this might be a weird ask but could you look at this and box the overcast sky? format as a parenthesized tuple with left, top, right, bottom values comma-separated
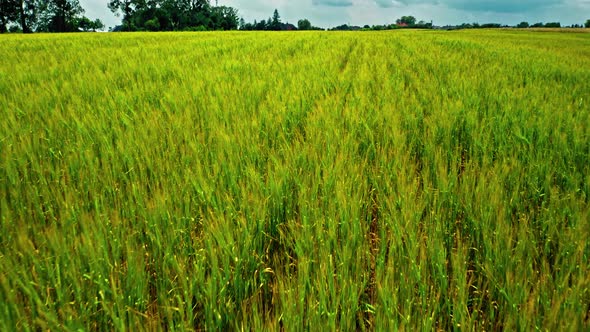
(80, 0, 590, 30)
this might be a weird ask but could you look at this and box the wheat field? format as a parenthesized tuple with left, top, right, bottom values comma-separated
(1, 30, 589, 330)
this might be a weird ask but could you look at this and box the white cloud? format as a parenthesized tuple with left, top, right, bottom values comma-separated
(312, 0, 354, 6)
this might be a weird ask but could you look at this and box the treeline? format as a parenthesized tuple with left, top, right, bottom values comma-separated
(107, 0, 239, 31)
(330, 16, 432, 31)
(441, 20, 590, 30)
(517, 21, 590, 28)
(288, 15, 433, 31)
(0, 0, 104, 33)
(238, 9, 322, 31)
(456, 22, 563, 29)
(0, 0, 239, 33)
(329, 16, 590, 31)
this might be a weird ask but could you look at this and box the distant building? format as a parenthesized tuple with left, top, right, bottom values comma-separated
(279, 23, 297, 31)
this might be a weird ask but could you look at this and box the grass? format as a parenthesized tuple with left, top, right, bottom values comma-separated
(1, 29, 589, 330)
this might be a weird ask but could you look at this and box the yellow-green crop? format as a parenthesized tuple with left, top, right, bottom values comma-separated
(1, 30, 589, 330)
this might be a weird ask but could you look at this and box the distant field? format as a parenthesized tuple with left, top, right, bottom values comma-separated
(1, 30, 589, 330)
(521, 28, 590, 33)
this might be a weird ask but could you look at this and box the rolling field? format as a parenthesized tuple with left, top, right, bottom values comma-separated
(1, 30, 589, 330)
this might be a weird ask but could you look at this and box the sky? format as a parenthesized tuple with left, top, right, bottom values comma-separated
(80, 0, 590, 30)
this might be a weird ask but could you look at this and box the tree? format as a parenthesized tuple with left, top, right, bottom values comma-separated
(0, 0, 20, 33)
(270, 8, 280, 30)
(396, 15, 416, 26)
(92, 18, 104, 31)
(77, 16, 104, 31)
(517, 21, 529, 28)
(37, 0, 84, 32)
(544, 22, 560, 28)
(255, 19, 265, 30)
(76, 15, 92, 30)
(144, 17, 159, 31)
(585, 19, 590, 28)
(297, 18, 311, 30)
(211, 5, 239, 30)
(18, 0, 37, 32)
(108, 0, 135, 30)
(106, 0, 239, 32)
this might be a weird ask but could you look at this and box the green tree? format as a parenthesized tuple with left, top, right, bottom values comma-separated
(144, 17, 159, 30)
(270, 8, 280, 30)
(297, 18, 311, 30)
(18, 0, 37, 32)
(92, 18, 104, 31)
(585, 19, 590, 28)
(108, 0, 136, 30)
(77, 16, 104, 31)
(0, 0, 20, 33)
(37, 0, 84, 32)
(254, 19, 265, 30)
(107, 0, 238, 31)
(396, 15, 416, 26)
(544, 22, 560, 28)
(76, 15, 92, 30)
(517, 21, 529, 28)
(211, 5, 239, 30)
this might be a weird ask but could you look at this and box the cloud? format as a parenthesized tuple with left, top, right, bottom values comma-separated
(312, 0, 354, 6)
(312, 0, 399, 8)
(445, 0, 562, 13)
(393, 0, 565, 12)
(373, 0, 396, 7)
